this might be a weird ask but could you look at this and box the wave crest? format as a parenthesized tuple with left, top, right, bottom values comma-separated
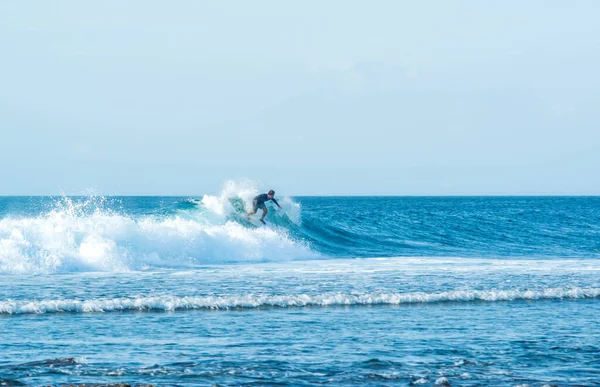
(2, 287, 598, 314)
(0, 187, 313, 274)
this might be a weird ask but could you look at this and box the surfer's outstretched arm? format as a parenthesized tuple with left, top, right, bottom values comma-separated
(272, 198, 281, 209)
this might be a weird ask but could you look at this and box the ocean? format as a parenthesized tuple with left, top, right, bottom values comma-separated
(1, 185, 599, 386)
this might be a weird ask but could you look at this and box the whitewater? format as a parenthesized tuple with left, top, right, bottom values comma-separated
(0, 183, 311, 274)
(1, 183, 599, 386)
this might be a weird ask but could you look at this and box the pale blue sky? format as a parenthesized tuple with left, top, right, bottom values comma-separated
(1, 1, 599, 195)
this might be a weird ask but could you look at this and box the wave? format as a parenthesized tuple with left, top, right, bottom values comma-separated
(2, 287, 598, 314)
(0, 183, 314, 274)
(2, 183, 599, 274)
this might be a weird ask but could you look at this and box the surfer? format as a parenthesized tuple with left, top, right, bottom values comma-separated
(248, 189, 281, 224)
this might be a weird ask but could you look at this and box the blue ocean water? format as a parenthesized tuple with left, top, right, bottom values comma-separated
(1, 186, 599, 386)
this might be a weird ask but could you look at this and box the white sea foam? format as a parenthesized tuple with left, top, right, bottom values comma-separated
(1, 287, 598, 314)
(0, 192, 312, 274)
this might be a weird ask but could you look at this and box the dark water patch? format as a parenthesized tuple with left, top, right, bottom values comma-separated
(0, 380, 25, 386)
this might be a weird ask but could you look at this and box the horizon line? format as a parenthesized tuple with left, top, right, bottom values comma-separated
(1, 194, 599, 198)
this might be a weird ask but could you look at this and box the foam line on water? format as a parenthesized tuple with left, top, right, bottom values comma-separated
(1, 287, 598, 314)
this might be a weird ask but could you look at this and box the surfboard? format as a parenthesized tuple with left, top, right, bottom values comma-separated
(246, 216, 270, 227)
(228, 210, 267, 227)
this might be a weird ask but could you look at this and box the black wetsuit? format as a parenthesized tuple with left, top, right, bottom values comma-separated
(253, 194, 279, 211)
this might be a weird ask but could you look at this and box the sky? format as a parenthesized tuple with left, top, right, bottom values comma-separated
(1, 1, 599, 195)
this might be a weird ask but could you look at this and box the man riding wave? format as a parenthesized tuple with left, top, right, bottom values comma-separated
(248, 189, 281, 224)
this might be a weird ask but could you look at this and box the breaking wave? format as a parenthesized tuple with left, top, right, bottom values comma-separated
(1, 287, 598, 314)
(0, 182, 314, 274)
